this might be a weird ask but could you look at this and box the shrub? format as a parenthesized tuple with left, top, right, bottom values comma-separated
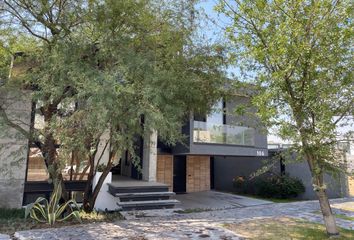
(0, 208, 25, 220)
(25, 182, 82, 225)
(233, 174, 305, 199)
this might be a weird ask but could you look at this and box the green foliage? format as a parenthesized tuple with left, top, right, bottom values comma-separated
(1, 0, 226, 211)
(1, 0, 225, 161)
(0, 207, 123, 235)
(96, 164, 107, 172)
(0, 208, 25, 220)
(255, 175, 305, 199)
(25, 183, 81, 225)
(233, 174, 305, 199)
(216, 0, 354, 175)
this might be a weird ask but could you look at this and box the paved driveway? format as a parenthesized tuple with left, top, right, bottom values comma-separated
(174, 190, 272, 210)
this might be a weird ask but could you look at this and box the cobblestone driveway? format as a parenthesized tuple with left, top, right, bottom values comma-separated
(13, 198, 354, 240)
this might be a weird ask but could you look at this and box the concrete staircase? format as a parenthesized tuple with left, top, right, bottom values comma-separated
(108, 183, 179, 211)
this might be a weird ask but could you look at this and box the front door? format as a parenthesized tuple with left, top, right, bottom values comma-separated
(173, 156, 186, 193)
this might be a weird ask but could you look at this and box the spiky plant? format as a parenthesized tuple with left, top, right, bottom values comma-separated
(25, 182, 81, 225)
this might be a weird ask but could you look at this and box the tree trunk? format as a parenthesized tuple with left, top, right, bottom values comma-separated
(314, 175, 339, 236)
(82, 164, 94, 212)
(302, 142, 339, 236)
(83, 163, 113, 213)
(83, 152, 96, 213)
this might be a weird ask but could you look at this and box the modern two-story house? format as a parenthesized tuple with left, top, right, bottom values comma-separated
(1, 87, 268, 210)
(0, 54, 268, 210)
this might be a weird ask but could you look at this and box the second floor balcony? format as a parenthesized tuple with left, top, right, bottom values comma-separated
(193, 121, 256, 146)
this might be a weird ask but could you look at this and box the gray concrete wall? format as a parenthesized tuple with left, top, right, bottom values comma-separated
(213, 155, 347, 200)
(285, 161, 347, 200)
(0, 90, 32, 208)
(213, 156, 273, 192)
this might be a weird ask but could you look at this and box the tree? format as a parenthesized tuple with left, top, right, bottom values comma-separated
(0, 0, 225, 212)
(216, 0, 353, 236)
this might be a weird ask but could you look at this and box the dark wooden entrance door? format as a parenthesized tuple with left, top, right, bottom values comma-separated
(173, 156, 186, 193)
(210, 157, 215, 189)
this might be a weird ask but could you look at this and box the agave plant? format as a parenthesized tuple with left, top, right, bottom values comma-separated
(25, 182, 82, 225)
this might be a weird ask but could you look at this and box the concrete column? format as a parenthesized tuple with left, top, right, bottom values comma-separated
(0, 90, 32, 208)
(142, 129, 158, 182)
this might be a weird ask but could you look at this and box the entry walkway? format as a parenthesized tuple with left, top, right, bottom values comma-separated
(174, 190, 271, 210)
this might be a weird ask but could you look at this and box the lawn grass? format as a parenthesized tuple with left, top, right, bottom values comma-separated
(224, 217, 354, 240)
(0, 208, 124, 236)
(313, 210, 354, 222)
(331, 202, 354, 212)
(266, 198, 299, 203)
(335, 214, 354, 221)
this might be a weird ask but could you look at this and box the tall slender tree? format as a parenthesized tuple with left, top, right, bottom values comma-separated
(216, 0, 353, 236)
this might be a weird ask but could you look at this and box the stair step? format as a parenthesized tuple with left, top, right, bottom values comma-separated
(115, 192, 176, 198)
(117, 199, 180, 208)
(108, 184, 169, 194)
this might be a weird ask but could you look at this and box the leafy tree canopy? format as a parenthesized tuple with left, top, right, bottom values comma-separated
(0, 0, 226, 211)
(215, 0, 353, 235)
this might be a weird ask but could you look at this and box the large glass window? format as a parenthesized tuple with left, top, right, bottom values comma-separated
(206, 100, 224, 125)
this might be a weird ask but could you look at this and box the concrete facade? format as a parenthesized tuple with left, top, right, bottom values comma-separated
(285, 161, 348, 199)
(0, 90, 32, 208)
(213, 156, 272, 192)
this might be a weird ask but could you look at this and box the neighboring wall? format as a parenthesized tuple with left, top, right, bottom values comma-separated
(285, 161, 347, 199)
(0, 90, 32, 208)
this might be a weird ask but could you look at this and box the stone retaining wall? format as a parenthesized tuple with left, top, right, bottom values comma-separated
(0, 90, 32, 208)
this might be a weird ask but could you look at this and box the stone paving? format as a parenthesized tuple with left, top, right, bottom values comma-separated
(0, 234, 10, 240)
(174, 191, 271, 210)
(12, 198, 354, 240)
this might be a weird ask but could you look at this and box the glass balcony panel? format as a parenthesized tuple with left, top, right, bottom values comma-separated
(193, 121, 255, 146)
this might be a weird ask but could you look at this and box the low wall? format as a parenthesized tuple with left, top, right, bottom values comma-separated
(213, 155, 348, 200)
